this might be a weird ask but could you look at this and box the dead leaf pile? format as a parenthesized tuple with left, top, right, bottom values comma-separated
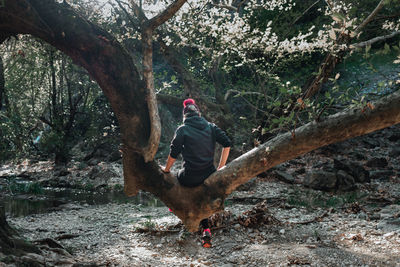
(209, 210, 233, 228)
(238, 201, 281, 227)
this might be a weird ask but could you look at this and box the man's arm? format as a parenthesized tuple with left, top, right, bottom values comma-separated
(162, 155, 176, 173)
(217, 147, 230, 170)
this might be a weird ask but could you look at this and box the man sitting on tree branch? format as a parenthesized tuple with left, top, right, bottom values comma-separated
(162, 98, 231, 248)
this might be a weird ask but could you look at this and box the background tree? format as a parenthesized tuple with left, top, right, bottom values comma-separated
(0, 36, 114, 163)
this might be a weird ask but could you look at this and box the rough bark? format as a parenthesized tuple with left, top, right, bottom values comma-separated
(1, 0, 400, 233)
(141, 0, 188, 162)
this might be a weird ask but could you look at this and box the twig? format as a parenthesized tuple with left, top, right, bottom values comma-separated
(291, 0, 321, 26)
(54, 234, 80, 241)
(288, 211, 329, 225)
(355, 0, 386, 35)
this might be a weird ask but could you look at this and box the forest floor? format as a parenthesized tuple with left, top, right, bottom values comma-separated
(1, 124, 400, 266)
(6, 177, 400, 267)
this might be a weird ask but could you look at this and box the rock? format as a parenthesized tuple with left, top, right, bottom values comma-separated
(88, 166, 101, 179)
(348, 150, 368, 160)
(389, 147, 400, 158)
(303, 171, 337, 191)
(333, 158, 349, 171)
(377, 218, 400, 232)
(366, 157, 388, 168)
(358, 212, 367, 220)
(369, 213, 381, 220)
(54, 168, 70, 177)
(379, 205, 400, 219)
(334, 159, 370, 183)
(87, 158, 100, 166)
(312, 161, 333, 169)
(21, 253, 45, 265)
(370, 170, 394, 181)
(362, 138, 381, 148)
(336, 170, 356, 191)
(107, 150, 121, 162)
(295, 168, 306, 175)
(274, 170, 296, 184)
(388, 132, 400, 142)
(376, 205, 400, 231)
(236, 178, 257, 191)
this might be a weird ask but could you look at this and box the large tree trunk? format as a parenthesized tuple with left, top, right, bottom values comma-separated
(1, 0, 400, 233)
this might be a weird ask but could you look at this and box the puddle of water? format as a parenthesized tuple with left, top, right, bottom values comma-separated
(1, 187, 165, 217)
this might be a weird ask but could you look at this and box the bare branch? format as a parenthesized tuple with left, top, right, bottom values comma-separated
(373, 12, 400, 22)
(292, 0, 321, 26)
(235, 0, 249, 10)
(141, 0, 188, 162)
(128, 0, 148, 23)
(115, 0, 141, 30)
(144, 0, 188, 30)
(354, 0, 386, 35)
(210, 3, 237, 12)
(351, 31, 400, 49)
(224, 89, 263, 101)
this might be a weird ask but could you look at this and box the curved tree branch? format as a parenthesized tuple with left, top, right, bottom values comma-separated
(130, 0, 188, 162)
(143, 0, 187, 30)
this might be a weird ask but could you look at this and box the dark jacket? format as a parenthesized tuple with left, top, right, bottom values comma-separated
(170, 115, 231, 171)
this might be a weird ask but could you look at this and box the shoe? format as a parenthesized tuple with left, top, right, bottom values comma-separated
(202, 229, 212, 248)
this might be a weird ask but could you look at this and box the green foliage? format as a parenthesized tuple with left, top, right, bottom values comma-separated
(136, 216, 157, 231)
(84, 182, 95, 191)
(78, 162, 88, 170)
(7, 177, 43, 195)
(113, 184, 124, 192)
(0, 34, 117, 163)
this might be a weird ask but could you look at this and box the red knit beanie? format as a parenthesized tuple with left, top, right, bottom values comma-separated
(182, 98, 200, 116)
(183, 98, 196, 107)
